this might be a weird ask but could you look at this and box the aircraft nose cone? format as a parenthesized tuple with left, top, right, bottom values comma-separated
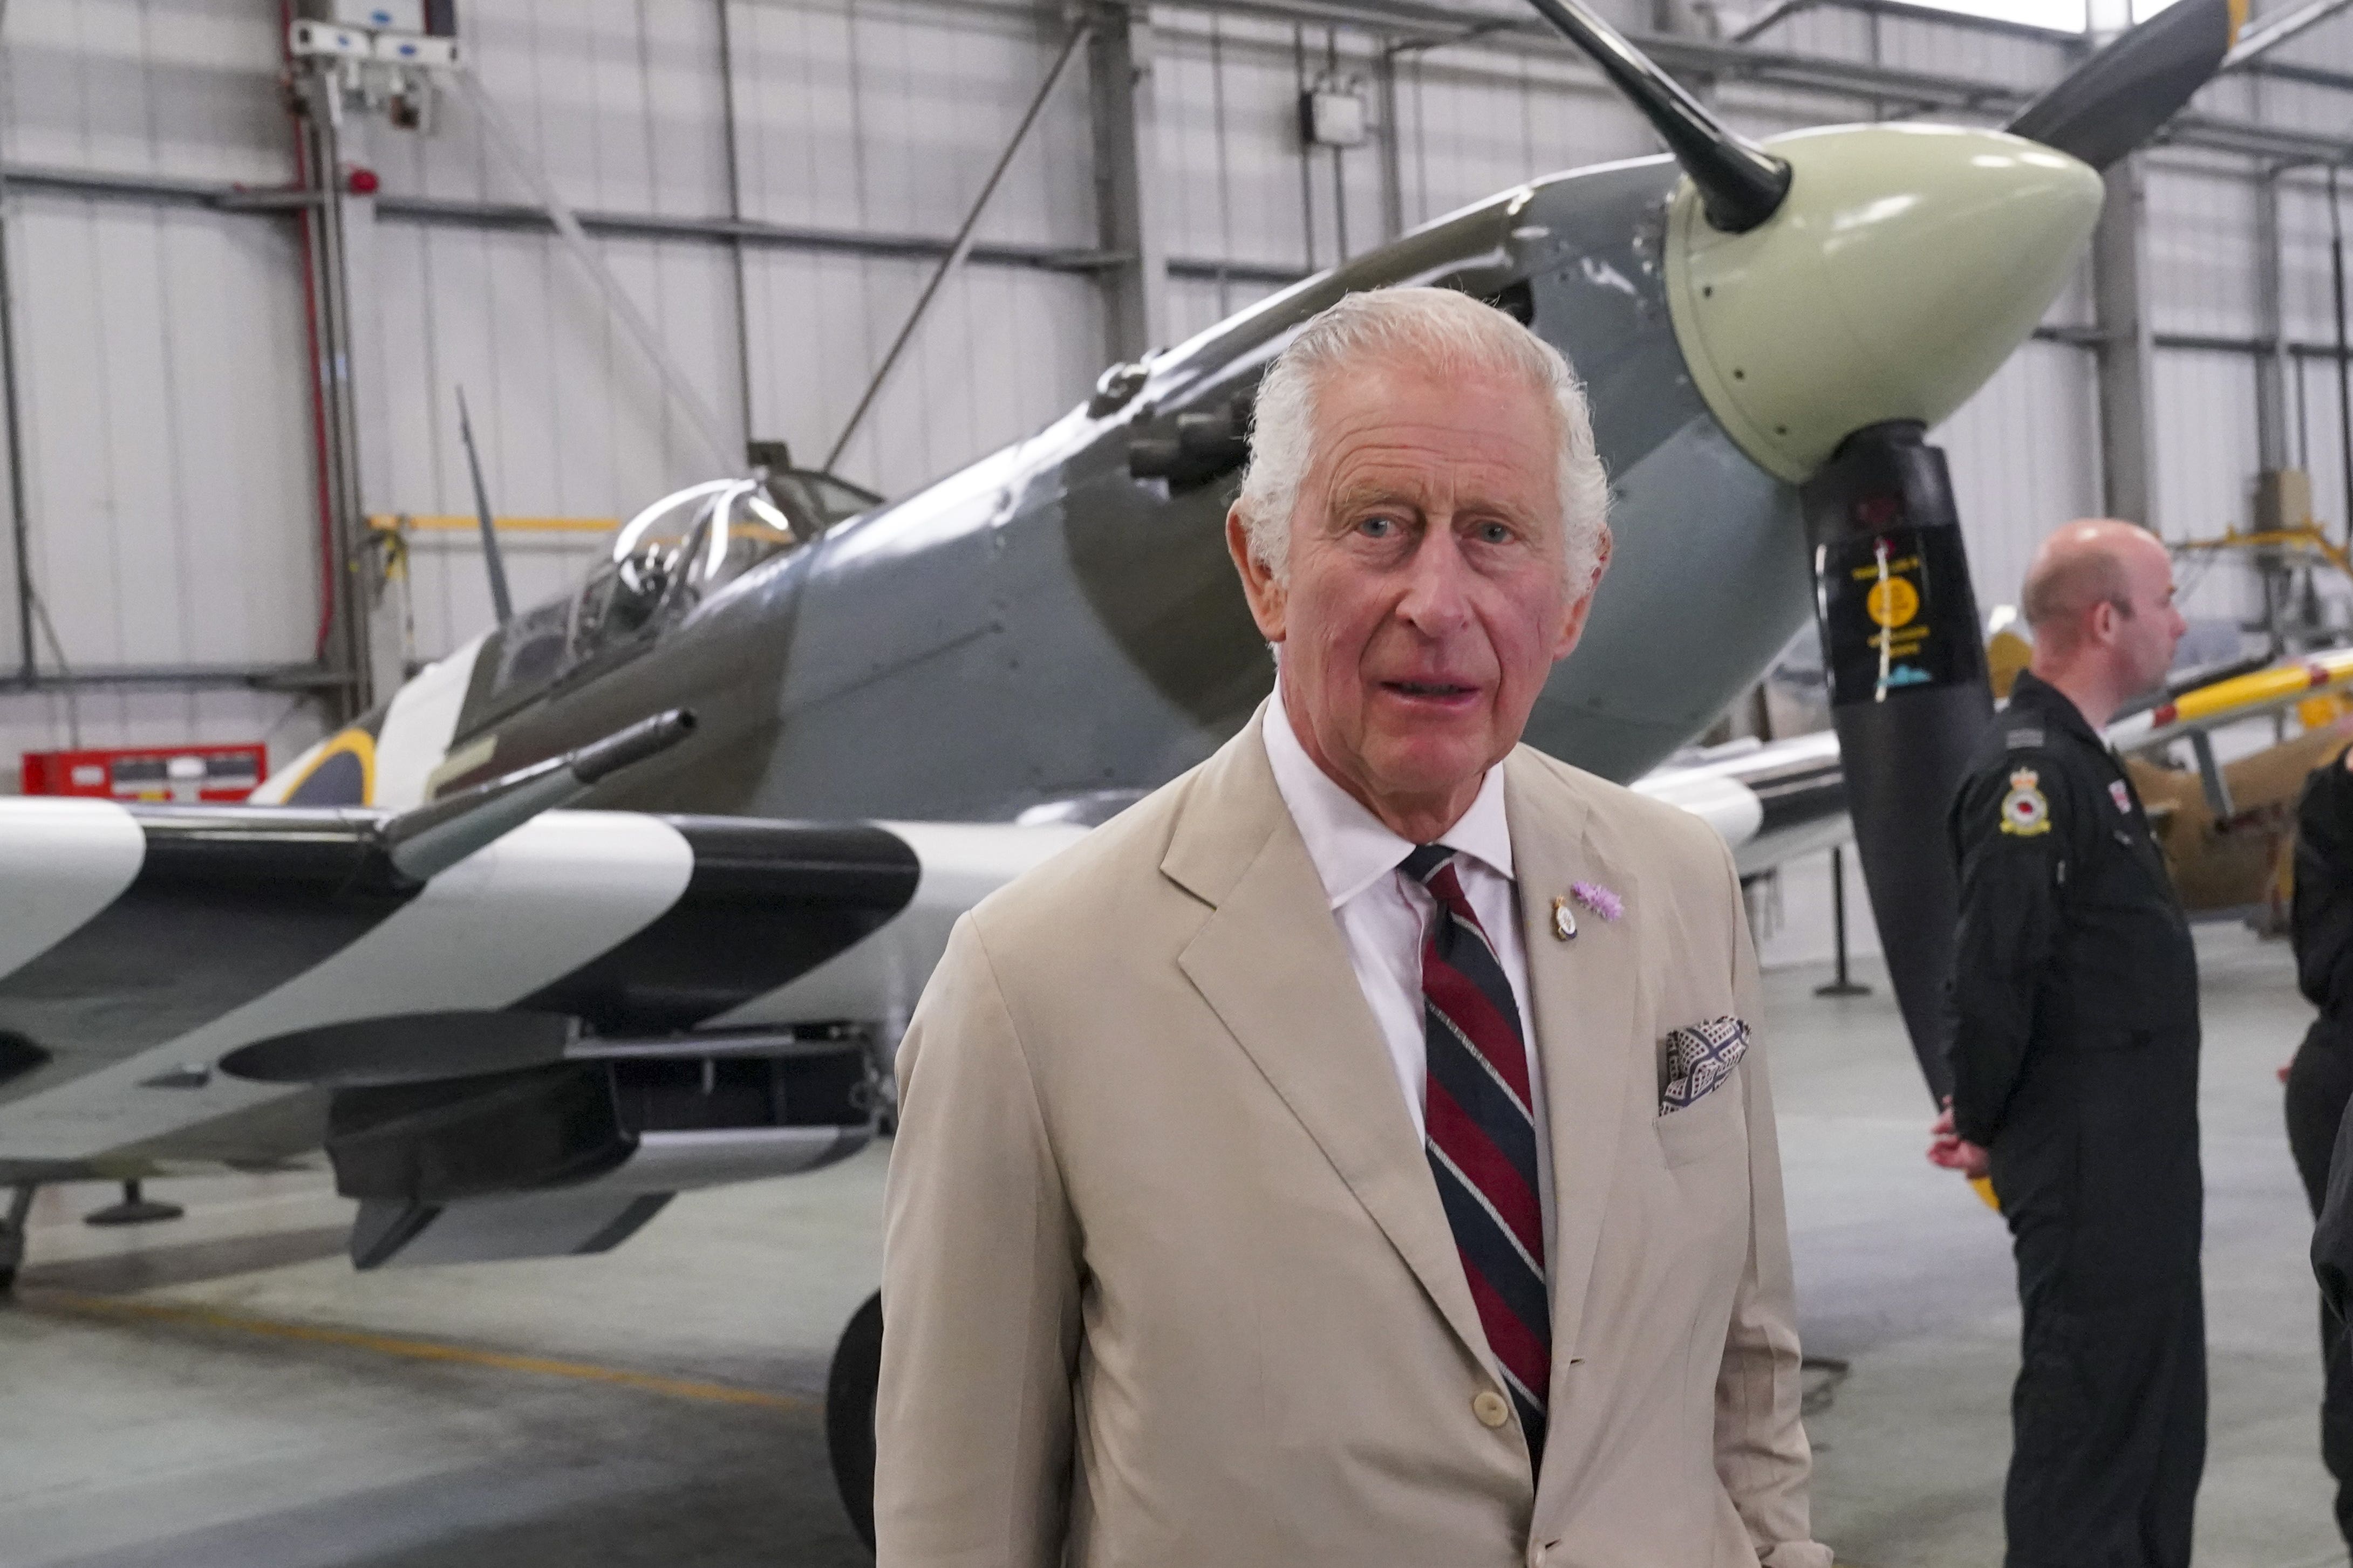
(1664, 124, 2103, 484)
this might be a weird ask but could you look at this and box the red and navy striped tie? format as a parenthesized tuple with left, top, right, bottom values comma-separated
(1402, 844, 1550, 1466)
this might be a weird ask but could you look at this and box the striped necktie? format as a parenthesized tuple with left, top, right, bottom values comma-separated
(1401, 843, 1550, 1468)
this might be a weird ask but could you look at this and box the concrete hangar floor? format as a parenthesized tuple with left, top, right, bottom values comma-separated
(0, 926, 2342, 1568)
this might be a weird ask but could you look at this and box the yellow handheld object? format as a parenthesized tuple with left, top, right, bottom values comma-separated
(1970, 1175, 2001, 1213)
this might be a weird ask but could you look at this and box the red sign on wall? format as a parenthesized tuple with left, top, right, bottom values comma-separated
(22, 744, 268, 804)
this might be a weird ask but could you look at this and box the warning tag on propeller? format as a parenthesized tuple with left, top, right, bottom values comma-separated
(1815, 523, 1982, 708)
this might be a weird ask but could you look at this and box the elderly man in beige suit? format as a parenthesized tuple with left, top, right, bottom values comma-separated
(877, 286, 1831, 1568)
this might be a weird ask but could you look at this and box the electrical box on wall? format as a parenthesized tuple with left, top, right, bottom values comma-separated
(374, 32, 459, 67)
(291, 0, 460, 132)
(23, 744, 268, 804)
(290, 20, 372, 59)
(2257, 468, 2314, 532)
(1300, 78, 1369, 148)
(303, 0, 425, 30)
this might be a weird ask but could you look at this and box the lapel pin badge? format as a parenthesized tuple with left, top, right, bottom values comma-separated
(1550, 895, 1577, 941)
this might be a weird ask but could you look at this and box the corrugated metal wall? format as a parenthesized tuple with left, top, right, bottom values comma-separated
(0, 0, 323, 768)
(365, 0, 1110, 659)
(0, 0, 2349, 789)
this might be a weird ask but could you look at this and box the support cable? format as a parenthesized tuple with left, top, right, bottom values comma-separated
(824, 21, 1093, 470)
(455, 71, 735, 474)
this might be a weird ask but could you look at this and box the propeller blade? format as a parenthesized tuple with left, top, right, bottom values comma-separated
(1801, 421, 1995, 1102)
(1520, 0, 1791, 232)
(2006, 0, 2246, 172)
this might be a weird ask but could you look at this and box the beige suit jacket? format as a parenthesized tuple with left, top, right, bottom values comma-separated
(877, 712, 1831, 1568)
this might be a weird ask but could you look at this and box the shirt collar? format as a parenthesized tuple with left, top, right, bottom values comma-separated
(1263, 680, 1515, 912)
(2008, 669, 2104, 749)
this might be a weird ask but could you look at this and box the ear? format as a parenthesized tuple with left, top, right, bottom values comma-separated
(1550, 526, 1613, 661)
(1227, 506, 1288, 643)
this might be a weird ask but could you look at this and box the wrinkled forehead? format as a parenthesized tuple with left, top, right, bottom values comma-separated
(1304, 359, 1563, 508)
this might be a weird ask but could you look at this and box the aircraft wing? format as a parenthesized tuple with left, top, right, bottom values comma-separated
(0, 799, 1081, 1267)
(0, 728, 1850, 1274)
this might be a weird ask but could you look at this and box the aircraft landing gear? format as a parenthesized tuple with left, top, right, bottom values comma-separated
(0, 1183, 35, 1292)
(83, 1180, 182, 1227)
(825, 1289, 883, 1551)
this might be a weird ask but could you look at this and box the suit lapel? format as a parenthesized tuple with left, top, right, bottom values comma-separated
(1506, 752, 1645, 1377)
(1168, 714, 1493, 1375)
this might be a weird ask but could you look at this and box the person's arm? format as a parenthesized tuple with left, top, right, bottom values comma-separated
(2293, 757, 2353, 1014)
(1942, 754, 2071, 1148)
(2315, 1091, 2353, 1327)
(875, 914, 1081, 1568)
(1711, 841, 1836, 1568)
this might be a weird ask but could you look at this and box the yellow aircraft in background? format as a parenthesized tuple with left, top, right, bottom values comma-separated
(2119, 656, 2353, 927)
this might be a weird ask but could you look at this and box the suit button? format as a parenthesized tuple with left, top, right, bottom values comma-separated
(1472, 1390, 1511, 1428)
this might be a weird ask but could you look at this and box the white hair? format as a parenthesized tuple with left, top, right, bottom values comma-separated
(1235, 285, 1610, 591)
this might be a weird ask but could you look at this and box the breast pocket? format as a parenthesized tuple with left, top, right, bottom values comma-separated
(1654, 1084, 1744, 1169)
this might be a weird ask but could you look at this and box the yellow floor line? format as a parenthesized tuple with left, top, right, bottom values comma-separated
(29, 1291, 810, 1413)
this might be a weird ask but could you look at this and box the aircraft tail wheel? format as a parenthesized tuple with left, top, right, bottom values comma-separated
(826, 1289, 883, 1552)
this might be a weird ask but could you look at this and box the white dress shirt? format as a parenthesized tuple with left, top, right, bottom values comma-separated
(1261, 685, 1557, 1276)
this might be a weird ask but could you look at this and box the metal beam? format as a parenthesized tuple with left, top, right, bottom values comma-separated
(0, 160, 33, 682)
(377, 193, 1127, 272)
(0, 163, 1111, 271)
(1374, 42, 1407, 243)
(2034, 323, 2353, 360)
(1088, 2, 1169, 362)
(827, 22, 1095, 468)
(1167, 255, 1311, 286)
(2225, 0, 2353, 70)
(0, 161, 1306, 288)
(2256, 167, 2290, 470)
(0, 662, 352, 695)
(0, 163, 319, 210)
(2093, 157, 2158, 526)
(292, 71, 376, 720)
(1734, 0, 2084, 46)
(2242, 56, 2353, 92)
(455, 71, 736, 474)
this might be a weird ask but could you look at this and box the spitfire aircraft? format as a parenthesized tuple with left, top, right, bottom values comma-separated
(0, 0, 2247, 1544)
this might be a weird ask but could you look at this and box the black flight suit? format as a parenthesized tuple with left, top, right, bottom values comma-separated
(1946, 669, 2206, 1568)
(2290, 755, 2353, 1548)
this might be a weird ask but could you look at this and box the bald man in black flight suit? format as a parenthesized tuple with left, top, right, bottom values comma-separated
(1929, 519, 2199, 1568)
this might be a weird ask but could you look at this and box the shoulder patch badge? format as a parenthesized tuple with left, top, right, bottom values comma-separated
(2109, 779, 2132, 815)
(2000, 767, 2052, 837)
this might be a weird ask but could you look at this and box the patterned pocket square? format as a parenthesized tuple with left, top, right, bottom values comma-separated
(1659, 1016, 1750, 1114)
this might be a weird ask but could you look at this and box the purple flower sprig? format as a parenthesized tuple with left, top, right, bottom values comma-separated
(1570, 880, 1624, 922)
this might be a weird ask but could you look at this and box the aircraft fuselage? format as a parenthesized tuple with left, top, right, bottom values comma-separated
(304, 155, 1812, 823)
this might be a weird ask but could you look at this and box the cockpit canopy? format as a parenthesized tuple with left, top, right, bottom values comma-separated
(473, 463, 881, 730)
(610, 463, 882, 608)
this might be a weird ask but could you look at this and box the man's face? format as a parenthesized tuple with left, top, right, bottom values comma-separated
(2109, 538, 2186, 694)
(1226, 358, 1604, 833)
